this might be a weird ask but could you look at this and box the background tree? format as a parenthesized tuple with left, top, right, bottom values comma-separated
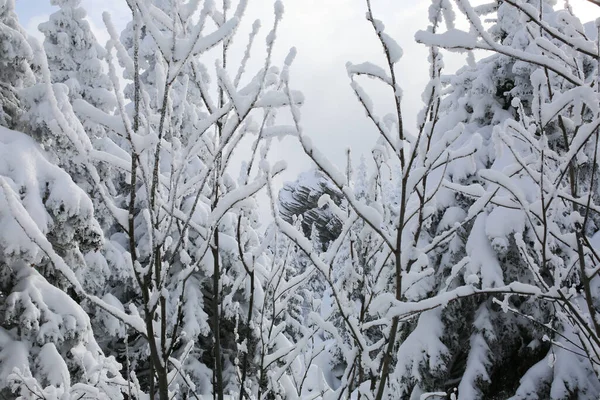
(279, 168, 344, 251)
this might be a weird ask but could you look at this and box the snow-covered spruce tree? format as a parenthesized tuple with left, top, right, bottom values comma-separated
(62, 0, 305, 398)
(412, 0, 600, 398)
(0, 0, 35, 130)
(0, 125, 126, 399)
(37, 0, 117, 207)
(0, 3, 129, 399)
(32, 0, 121, 301)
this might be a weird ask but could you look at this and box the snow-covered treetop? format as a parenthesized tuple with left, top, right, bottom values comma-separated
(39, 0, 114, 116)
(0, 0, 35, 129)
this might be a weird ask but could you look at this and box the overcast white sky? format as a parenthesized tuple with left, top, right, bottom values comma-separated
(14, 0, 600, 182)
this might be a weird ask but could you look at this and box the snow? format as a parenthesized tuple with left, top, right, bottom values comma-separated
(394, 310, 448, 396)
(3, 0, 600, 398)
(387, 282, 543, 320)
(381, 32, 403, 63)
(457, 305, 493, 398)
(37, 343, 70, 388)
(415, 28, 481, 52)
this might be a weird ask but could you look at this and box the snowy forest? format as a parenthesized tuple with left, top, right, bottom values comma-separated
(4, 0, 600, 398)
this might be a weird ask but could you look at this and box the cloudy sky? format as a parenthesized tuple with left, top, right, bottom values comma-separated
(14, 0, 600, 181)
